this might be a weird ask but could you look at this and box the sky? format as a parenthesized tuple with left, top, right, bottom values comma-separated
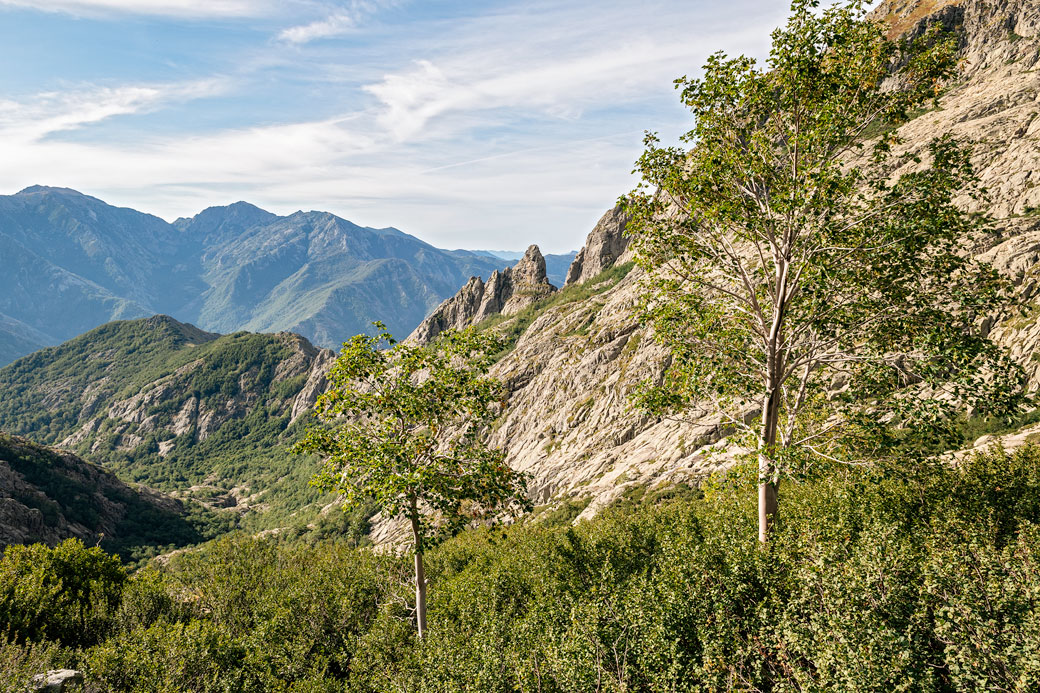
(0, 0, 792, 253)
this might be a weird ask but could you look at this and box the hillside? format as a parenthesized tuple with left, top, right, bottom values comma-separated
(399, 0, 1040, 522)
(0, 187, 511, 365)
(0, 432, 223, 559)
(0, 316, 335, 525)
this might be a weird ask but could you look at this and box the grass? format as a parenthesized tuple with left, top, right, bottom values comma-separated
(475, 261, 636, 360)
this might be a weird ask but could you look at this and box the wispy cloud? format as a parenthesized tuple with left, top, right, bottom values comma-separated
(279, 12, 355, 43)
(278, 0, 399, 44)
(0, 79, 229, 141)
(0, 0, 275, 18)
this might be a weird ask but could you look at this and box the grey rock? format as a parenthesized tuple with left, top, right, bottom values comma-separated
(407, 246, 556, 344)
(502, 245, 555, 316)
(564, 205, 630, 287)
(32, 669, 83, 691)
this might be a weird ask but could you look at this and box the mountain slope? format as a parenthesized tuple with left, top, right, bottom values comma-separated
(0, 316, 335, 523)
(0, 432, 222, 559)
(194, 209, 505, 343)
(396, 0, 1040, 523)
(0, 188, 508, 364)
(0, 314, 47, 365)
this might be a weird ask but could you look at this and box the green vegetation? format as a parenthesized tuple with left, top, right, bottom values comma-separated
(2, 446, 1039, 690)
(0, 434, 230, 562)
(626, 0, 1018, 542)
(0, 317, 330, 527)
(296, 326, 529, 636)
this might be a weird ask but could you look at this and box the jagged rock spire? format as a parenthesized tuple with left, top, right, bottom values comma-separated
(564, 205, 630, 287)
(407, 245, 557, 344)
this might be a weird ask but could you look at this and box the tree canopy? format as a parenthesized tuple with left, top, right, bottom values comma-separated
(625, 0, 1023, 542)
(294, 324, 528, 634)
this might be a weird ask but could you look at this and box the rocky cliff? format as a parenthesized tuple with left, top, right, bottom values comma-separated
(563, 205, 630, 287)
(399, 0, 1040, 521)
(409, 245, 556, 343)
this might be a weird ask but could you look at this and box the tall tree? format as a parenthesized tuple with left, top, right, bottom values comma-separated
(625, 0, 1022, 544)
(294, 325, 527, 636)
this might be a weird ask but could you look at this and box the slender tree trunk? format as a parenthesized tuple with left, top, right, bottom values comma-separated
(760, 260, 788, 545)
(759, 379, 780, 545)
(409, 498, 427, 638)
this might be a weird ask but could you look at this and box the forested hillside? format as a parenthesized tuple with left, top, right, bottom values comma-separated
(0, 316, 334, 525)
(0, 433, 226, 561)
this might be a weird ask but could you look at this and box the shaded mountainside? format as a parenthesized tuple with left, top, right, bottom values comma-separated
(0, 432, 224, 559)
(0, 316, 335, 525)
(0, 187, 510, 365)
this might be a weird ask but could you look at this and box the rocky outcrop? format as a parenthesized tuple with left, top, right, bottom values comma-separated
(408, 246, 556, 344)
(564, 206, 631, 287)
(502, 245, 555, 315)
(290, 347, 338, 423)
(32, 669, 83, 692)
(414, 0, 1040, 523)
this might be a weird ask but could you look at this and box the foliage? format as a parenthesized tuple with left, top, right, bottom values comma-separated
(296, 326, 529, 552)
(624, 0, 1022, 539)
(3, 445, 1039, 690)
(0, 539, 126, 649)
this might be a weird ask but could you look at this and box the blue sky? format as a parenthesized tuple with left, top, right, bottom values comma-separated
(0, 0, 792, 252)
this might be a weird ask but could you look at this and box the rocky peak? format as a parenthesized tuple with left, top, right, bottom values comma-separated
(564, 205, 630, 287)
(407, 245, 558, 344)
(502, 245, 555, 316)
(406, 275, 488, 345)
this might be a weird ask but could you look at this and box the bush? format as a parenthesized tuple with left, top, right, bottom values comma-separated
(8, 444, 1040, 691)
(0, 539, 126, 648)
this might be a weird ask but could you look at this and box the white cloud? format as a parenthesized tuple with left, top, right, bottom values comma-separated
(0, 0, 274, 18)
(278, 0, 400, 44)
(0, 79, 229, 141)
(279, 12, 355, 43)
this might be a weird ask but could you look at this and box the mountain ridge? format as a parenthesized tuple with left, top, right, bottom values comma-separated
(0, 187, 515, 365)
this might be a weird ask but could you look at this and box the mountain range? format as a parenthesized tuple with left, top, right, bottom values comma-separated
(0, 0, 1034, 558)
(0, 186, 575, 366)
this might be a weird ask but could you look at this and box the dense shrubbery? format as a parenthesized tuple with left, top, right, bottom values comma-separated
(2, 445, 1040, 691)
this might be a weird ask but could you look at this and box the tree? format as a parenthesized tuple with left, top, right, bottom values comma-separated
(625, 0, 1022, 544)
(294, 325, 528, 636)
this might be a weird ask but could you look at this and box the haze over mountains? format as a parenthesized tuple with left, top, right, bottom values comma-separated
(0, 185, 575, 366)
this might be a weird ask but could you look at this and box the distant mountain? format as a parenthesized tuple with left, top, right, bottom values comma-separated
(0, 186, 509, 364)
(0, 314, 47, 366)
(472, 249, 578, 287)
(0, 315, 335, 526)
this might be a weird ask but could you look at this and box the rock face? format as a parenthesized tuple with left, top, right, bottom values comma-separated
(0, 433, 189, 549)
(408, 245, 556, 343)
(502, 245, 556, 315)
(564, 205, 631, 287)
(400, 0, 1040, 524)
